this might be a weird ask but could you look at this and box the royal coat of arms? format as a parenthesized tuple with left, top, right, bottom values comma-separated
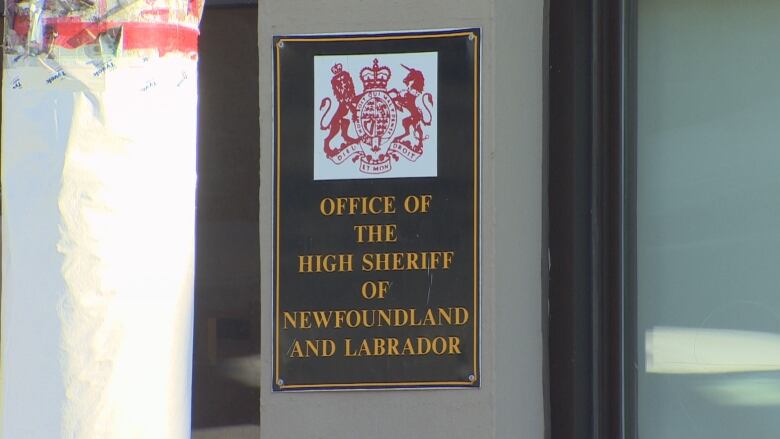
(313, 53, 438, 179)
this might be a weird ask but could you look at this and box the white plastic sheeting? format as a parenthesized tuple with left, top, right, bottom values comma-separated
(1, 2, 202, 437)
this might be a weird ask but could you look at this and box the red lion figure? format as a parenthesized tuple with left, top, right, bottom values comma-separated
(391, 64, 434, 152)
(320, 63, 360, 157)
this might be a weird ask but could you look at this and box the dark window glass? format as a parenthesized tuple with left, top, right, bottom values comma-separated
(192, 7, 260, 437)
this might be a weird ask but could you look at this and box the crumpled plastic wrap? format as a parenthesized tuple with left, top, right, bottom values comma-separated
(1, 0, 202, 437)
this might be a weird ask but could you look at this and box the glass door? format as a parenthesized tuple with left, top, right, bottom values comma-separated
(637, 1, 780, 437)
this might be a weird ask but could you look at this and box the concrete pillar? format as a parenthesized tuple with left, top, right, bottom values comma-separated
(258, 0, 544, 437)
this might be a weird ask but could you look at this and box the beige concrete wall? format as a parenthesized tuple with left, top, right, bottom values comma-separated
(258, 1, 544, 437)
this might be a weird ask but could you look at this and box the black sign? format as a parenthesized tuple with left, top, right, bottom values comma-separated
(273, 29, 480, 391)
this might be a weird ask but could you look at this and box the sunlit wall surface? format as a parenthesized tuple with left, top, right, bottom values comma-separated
(638, 1, 780, 437)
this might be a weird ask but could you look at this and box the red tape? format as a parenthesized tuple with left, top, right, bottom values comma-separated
(13, 17, 199, 56)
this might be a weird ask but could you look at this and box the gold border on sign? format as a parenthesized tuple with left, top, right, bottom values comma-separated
(273, 30, 480, 390)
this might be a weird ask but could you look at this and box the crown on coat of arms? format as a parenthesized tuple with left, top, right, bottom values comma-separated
(360, 58, 391, 90)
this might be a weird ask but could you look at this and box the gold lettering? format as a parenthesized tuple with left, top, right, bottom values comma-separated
(361, 309, 376, 327)
(312, 311, 332, 327)
(298, 254, 313, 273)
(353, 224, 398, 243)
(349, 197, 360, 215)
(353, 225, 365, 243)
(431, 337, 446, 355)
(289, 339, 336, 357)
(361, 253, 374, 272)
(455, 307, 470, 325)
(409, 308, 421, 326)
(429, 252, 440, 269)
(289, 340, 304, 358)
(416, 337, 431, 355)
(298, 254, 353, 273)
(421, 308, 437, 326)
(407, 252, 419, 269)
(402, 338, 415, 355)
(299, 311, 311, 329)
(283, 312, 297, 329)
(322, 254, 337, 272)
(375, 253, 390, 271)
(282, 307, 467, 330)
(443, 251, 454, 269)
(377, 309, 392, 326)
(403, 194, 433, 213)
(322, 339, 336, 356)
(384, 196, 395, 214)
(319, 196, 396, 216)
(437, 308, 452, 325)
(373, 338, 386, 355)
(361, 280, 389, 300)
(361, 251, 455, 272)
(392, 252, 403, 270)
(357, 339, 371, 356)
(394, 308, 410, 326)
(367, 197, 382, 214)
(334, 310, 345, 328)
(304, 339, 319, 355)
(420, 194, 432, 212)
(320, 198, 335, 216)
(388, 338, 400, 355)
(448, 336, 462, 354)
(346, 310, 361, 328)
(341, 336, 464, 357)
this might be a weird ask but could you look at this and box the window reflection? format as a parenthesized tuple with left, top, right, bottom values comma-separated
(191, 6, 260, 437)
(637, 0, 780, 437)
